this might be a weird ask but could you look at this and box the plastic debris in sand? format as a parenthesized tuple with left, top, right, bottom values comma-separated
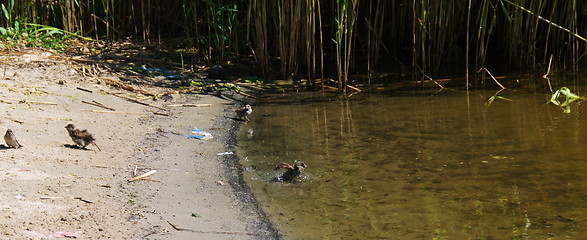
(185, 128, 213, 140)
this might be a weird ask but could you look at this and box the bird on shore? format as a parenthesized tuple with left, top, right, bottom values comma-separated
(65, 124, 101, 151)
(275, 161, 307, 182)
(235, 104, 253, 121)
(4, 129, 22, 148)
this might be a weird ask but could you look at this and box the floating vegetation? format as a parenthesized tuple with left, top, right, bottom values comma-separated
(549, 87, 585, 113)
(485, 95, 513, 107)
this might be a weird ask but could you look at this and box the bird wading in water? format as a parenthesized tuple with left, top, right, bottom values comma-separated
(275, 161, 307, 182)
(235, 104, 252, 121)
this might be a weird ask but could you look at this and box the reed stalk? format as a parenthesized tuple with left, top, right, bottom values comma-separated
(0, 0, 584, 88)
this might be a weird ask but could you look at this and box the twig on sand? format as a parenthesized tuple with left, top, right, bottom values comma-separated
(92, 165, 110, 168)
(147, 110, 170, 116)
(166, 221, 262, 236)
(73, 197, 93, 203)
(76, 87, 93, 93)
(91, 110, 143, 115)
(40, 196, 63, 200)
(128, 170, 157, 182)
(7, 99, 58, 105)
(165, 104, 212, 107)
(99, 77, 157, 96)
(1, 97, 57, 105)
(140, 178, 161, 182)
(103, 90, 168, 111)
(82, 100, 116, 111)
(25, 100, 57, 105)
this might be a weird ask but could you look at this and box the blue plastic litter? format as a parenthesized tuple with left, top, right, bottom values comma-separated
(185, 128, 213, 140)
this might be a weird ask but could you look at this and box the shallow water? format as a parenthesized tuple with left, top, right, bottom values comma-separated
(238, 82, 587, 239)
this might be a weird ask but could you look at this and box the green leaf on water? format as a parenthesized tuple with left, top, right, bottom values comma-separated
(485, 95, 512, 107)
(549, 87, 584, 113)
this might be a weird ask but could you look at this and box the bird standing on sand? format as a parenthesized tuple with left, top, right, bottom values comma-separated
(235, 104, 253, 121)
(4, 129, 22, 148)
(65, 124, 101, 151)
(275, 161, 308, 182)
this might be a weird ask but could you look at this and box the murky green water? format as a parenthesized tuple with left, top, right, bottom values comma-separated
(238, 82, 587, 239)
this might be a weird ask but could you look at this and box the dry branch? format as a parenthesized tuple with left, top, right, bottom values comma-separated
(82, 100, 115, 111)
(543, 54, 554, 79)
(346, 85, 362, 92)
(40, 196, 63, 200)
(166, 221, 261, 236)
(237, 91, 257, 99)
(148, 111, 170, 116)
(22, 100, 57, 105)
(480, 68, 506, 89)
(74, 197, 94, 203)
(128, 170, 157, 182)
(76, 87, 93, 93)
(140, 178, 161, 182)
(103, 91, 168, 111)
(165, 104, 212, 107)
(99, 77, 157, 96)
(91, 110, 143, 115)
(1, 98, 57, 105)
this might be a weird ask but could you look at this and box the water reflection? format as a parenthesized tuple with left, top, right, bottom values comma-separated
(238, 87, 587, 239)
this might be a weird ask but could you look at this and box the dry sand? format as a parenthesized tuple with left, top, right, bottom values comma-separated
(0, 49, 278, 239)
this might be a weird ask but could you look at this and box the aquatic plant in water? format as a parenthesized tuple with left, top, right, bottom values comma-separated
(549, 87, 584, 113)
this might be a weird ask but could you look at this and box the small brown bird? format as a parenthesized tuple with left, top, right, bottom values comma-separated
(4, 129, 22, 148)
(65, 124, 101, 151)
(275, 161, 307, 182)
(235, 104, 252, 121)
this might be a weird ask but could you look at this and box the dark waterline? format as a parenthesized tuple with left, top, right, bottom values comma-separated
(238, 81, 587, 239)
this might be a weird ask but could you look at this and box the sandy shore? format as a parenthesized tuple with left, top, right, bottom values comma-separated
(0, 50, 277, 239)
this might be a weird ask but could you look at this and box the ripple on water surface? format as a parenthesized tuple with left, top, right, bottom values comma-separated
(238, 89, 587, 240)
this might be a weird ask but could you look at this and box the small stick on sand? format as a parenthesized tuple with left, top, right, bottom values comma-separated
(73, 197, 93, 203)
(40, 196, 63, 200)
(82, 100, 115, 111)
(128, 170, 157, 182)
(149, 111, 170, 116)
(22, 100, 58, 105)
(93, 100, 114, 109)
(165, 104, 212, 107)
(91, 110, 143, 115)
(92, 165, 110, 168)
(166, 221, 262, 236)
(105, 91, 168, 111)
(99, 77, 157, 96)
(140, 178, 161, 182)
(76, 87, 93, 93)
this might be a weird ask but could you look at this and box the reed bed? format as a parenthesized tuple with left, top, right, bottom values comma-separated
(1, 0, 585, 90)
